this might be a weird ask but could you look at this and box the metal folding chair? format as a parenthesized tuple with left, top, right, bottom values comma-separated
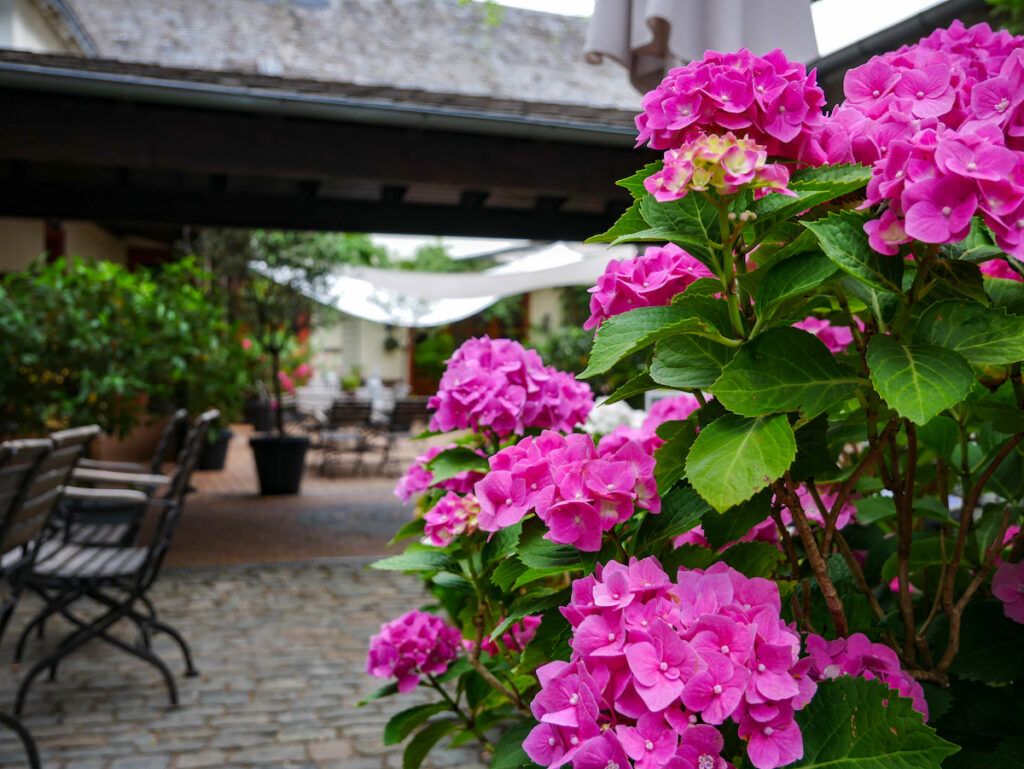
(1, 426, 98, 768)
(316, 400, 374, 475)
(374, 398, 431, 474)
(64, 409, 188, 546)
(13, 411, 218, 715)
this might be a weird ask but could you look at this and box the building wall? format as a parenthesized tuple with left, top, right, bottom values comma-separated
(312, 313, 407, 385)
(0, 217, 46, 272)
(11, 0, 68, 52)
(527, 287, 564, 335)
(64, 221, 128, 263)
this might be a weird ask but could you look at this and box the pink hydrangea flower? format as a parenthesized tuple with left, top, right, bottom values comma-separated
(526, 559, 813, 769)
(981, 259, 1024, 281)
(421, 492, 480, 547)
(366, 610, 462, 693)
(465, 615, 543, 657)
(793, 316, 865, 354)
(475, 431, 660, 550)
(585, 245, 713, 330)
(804, 632, 928, 720)
(645, 133, 795, 202)
(393, 443, 485, 503)
(992, 560, 1024, 624)
(635, 47, 828, 163)
(428, 337, 593, 437)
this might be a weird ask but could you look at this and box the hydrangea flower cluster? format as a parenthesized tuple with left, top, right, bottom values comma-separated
(366, 610, 462, 693)
(474, 431, 659, 551)
(394, 443, 485, 504)
(816, 21, 1024, 258)
(645, 133, 795, 202)
(471, 615, 543, 657)
(598, 393, 702, 457)
(428, 337, 593, 437)
(583, 397, 647, 438)
(635, 47, 828, 162)
(422, 492, 480, 547)
(584, 244, 712, 330)
(992, 559, 1024, 624)
(792, 316, 863, 354)
(804, 633, 928, 719)
(524, 559, 815, 769)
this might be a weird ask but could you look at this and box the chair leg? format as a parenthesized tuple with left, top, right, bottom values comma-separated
(89, 590, 198, 676)
(14, 586, 85, 663)
(15, 603, 179, 715)
(0, 711, 41, 769)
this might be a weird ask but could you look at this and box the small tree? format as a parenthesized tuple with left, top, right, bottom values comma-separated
(187, 229, 375, 434)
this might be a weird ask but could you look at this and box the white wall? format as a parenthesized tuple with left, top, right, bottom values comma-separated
(64, 221, 128, 264)
(312, 313, 407, 384)
(528, 287, 564, 334)
(0, 217, 45, 272)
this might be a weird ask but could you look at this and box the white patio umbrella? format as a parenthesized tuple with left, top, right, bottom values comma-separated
(584, 0, 819, 92)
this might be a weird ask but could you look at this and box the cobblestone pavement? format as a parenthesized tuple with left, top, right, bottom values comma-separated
(0, 559, 488, 769)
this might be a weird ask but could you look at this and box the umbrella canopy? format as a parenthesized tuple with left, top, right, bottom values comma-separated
(584, 0, 819, 92)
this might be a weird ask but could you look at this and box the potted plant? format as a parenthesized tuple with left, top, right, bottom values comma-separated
(187, 229, 349, 494)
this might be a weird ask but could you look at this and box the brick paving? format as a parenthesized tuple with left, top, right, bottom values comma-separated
(0, 427, 490, 768)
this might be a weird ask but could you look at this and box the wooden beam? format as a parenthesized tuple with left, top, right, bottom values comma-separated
(0, 178, 623, 240)
(0, 88, 653, 199)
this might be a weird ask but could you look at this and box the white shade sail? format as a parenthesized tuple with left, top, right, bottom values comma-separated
(256, 242, 631, 329)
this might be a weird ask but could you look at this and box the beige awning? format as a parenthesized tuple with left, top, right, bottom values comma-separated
(584, 0, 820, 92)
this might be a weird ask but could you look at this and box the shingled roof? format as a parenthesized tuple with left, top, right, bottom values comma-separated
(62, 0, 641, 111)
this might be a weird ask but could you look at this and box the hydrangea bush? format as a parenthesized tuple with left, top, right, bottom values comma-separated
(364, 21, 1024, 769)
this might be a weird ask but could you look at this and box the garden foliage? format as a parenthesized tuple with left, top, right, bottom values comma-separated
(364, 21, 1024, 769)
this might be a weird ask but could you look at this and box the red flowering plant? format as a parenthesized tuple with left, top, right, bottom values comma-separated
(364, 22, 1024, 769)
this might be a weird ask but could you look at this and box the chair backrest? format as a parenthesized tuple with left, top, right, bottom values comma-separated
(327, 400, 372, 429)
(142, 410, 218, 589)
(388, 399, 431, 433)
(0, 440, 52, 558)
(149, 408, 189, 475)
(4, 426, 99, 554)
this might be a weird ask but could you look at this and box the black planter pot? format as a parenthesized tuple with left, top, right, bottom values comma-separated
(197, 428, 234, 471)
(243, 398, 274, 432)
(249, 434, 310, 495)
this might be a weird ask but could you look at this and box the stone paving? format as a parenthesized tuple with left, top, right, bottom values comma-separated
(0, 559, 488, 769)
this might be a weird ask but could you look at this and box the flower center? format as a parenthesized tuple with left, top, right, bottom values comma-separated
(720, 645, 730, 654)
(531, 483, 537, 490)
(569, 694, 579, 705)
(605, 762, 620, 769)
(941, 206, 952, 217)
(872, 89, 880, 97)
(607, 633, 616, 642)
(757, 663, 767, 672)
(698, 756, 715, 769)
(997, 98, 1010, 112)
(764, 726, 774, 736)
(645, 740, 655, 751)
(967, 161, 977, 172)
(570, 735, 579, 746)
(659, 661, 668, 671)
(548, 737, 556, 747)
(713, 684, 723, 694)
(916, 91, 925, 98)
(505, 498, 512, 506)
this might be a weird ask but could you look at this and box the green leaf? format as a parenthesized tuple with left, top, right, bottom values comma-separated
(580, 306, 714, 379)
(654, 419, 698, 493)
(432, 572, 474, 593)
(842, 276, 901, 326)
(483, 522, 523, 563)
(384, 703, 451, 745)
(635, 483, 711, 552)
(491, 558, 527, 591)
(639, 190, 720, 251)
(490, 587, 572, 640)
(390, 518, 427, 545)
(711, 327, 859, 420)
(854, 495, 898, 525)
(585, 199, 648, 244)
(602, 371, 660, 406)
(985, 276, 1024, 313)
(489, 718, 539, 769)
(936, 679, 1024, 754)
(804, 211, 904, 294)
(617, 162, 663, 198)
(402, 719, 460, 769)
(756, 251, 841, 314)
(916, 415, 959, 460)
(951, 600, 1024, 684)
(371, 550, 454, 573)
(927, 260, 988, 302)
(790, 413, 838, 481)
(917, 300, 1024, 365)
(881, 535, 949, 582)
(702, 489, 773, 549)
(970, 395, 1024, 434)
(357, 681, 399, 706)
(717, 540, 783, 578)
(518, 519, 593, 571)
(793, 677, 959, 768)
(866, 335, 974, 425)
(686, 413, 796, 512)
(651, 335, 734, 389)
(751, 163, 872, 229)
(941, 218, 1006, 263)
(425, 447, 489, 484)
